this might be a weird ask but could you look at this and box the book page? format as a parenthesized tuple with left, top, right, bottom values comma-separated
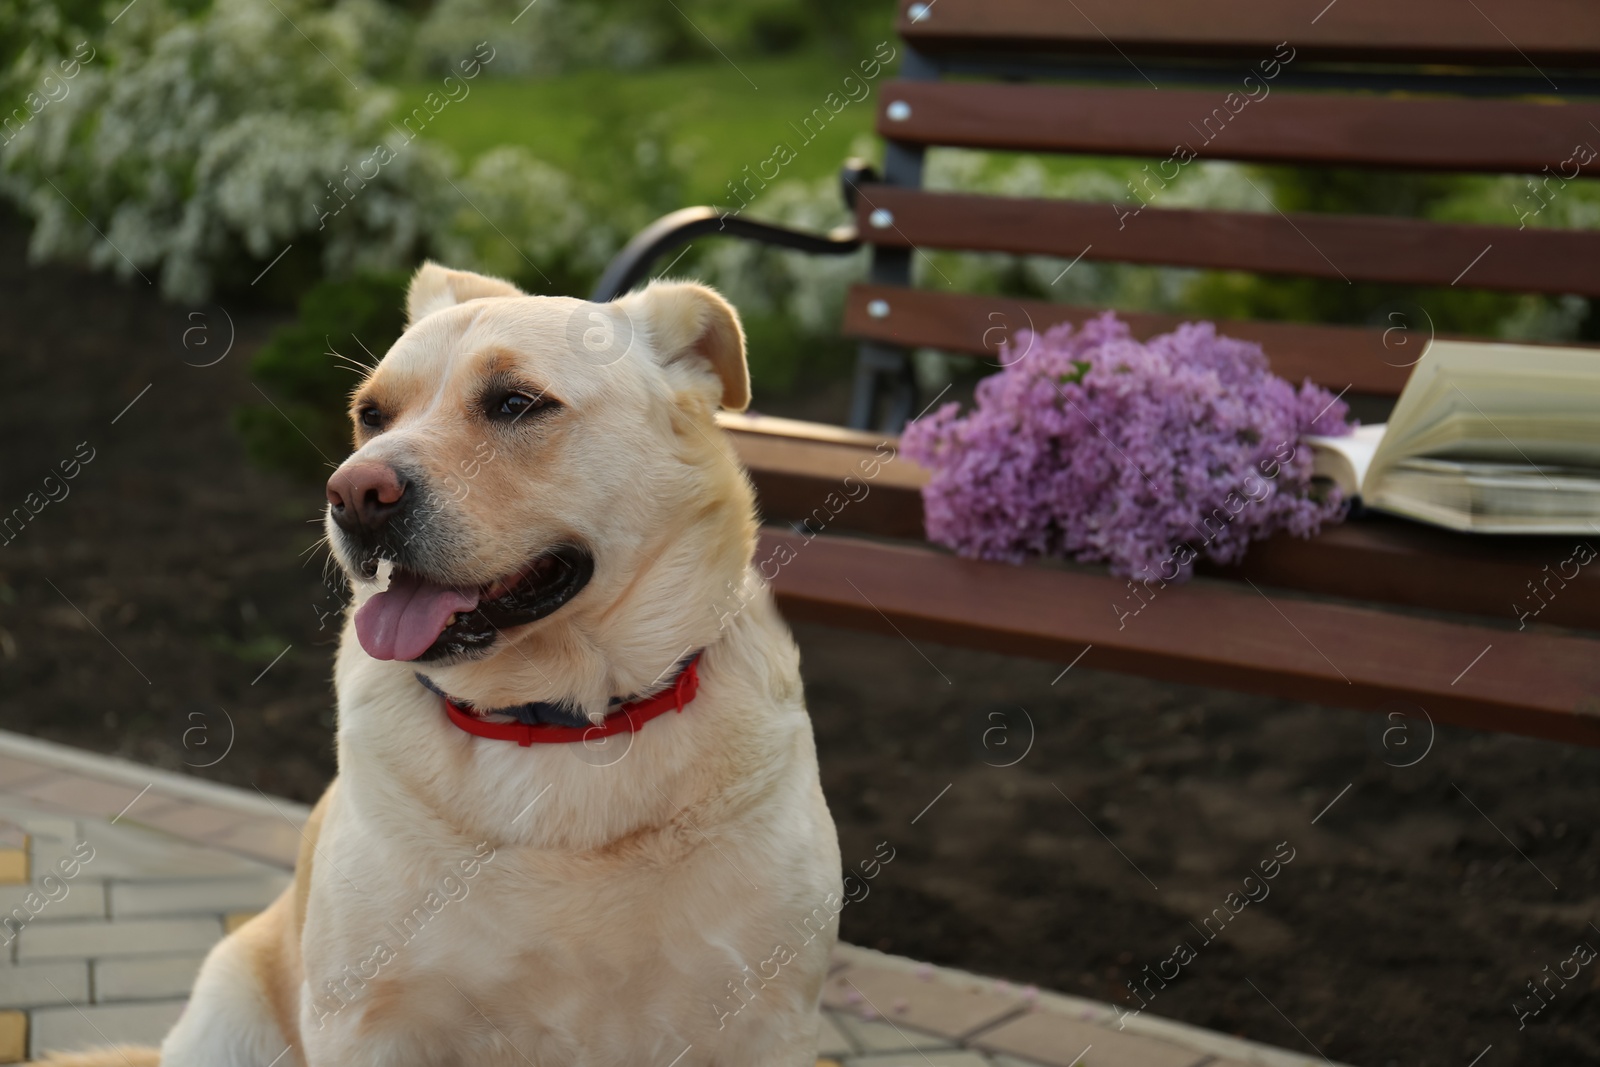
(1305, 423, 1386, 495)
(1370, 340, 1600, 488)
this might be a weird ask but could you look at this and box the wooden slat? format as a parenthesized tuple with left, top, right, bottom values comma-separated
(761, 528, 1600, 746)
(876, 81, 1600, 177)
(721, 414, 1600, 632)
(854, 186, 1600, 296)
(721, 412, 927, 541)
(895, 0, 1600, 67)
(720, 413, 925, 540)
(1202, 517, 1600, 633)
(717, 412, 903, 453)
(841, 284, 1414, 395)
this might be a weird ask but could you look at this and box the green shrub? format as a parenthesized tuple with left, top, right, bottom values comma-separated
(407, 0, 891, 80)
(431, 145, 617, 297)
(237, 273, 408, 480)
(1, 0, 108, 104)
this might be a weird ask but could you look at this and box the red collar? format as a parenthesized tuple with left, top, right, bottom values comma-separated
(439, 653, 702, 746)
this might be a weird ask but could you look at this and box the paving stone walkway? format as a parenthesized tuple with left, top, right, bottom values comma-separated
(0, 730, 1348, 1066)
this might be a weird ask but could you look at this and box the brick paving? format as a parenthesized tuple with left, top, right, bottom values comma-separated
(0, 731, 1350, 1066)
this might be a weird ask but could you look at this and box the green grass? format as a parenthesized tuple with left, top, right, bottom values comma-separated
(391, 53, 880, 206)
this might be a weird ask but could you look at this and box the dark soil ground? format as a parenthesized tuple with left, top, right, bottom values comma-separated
(1, 208, 1596, 1067)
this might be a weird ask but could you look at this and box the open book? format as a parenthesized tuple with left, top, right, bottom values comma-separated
(1305, 339, 1600, 533)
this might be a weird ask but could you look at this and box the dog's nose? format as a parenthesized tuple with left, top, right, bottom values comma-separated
(327, 462, 407, 534)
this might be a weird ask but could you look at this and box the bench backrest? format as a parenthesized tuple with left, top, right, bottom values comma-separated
(841, 0, 1600, 428)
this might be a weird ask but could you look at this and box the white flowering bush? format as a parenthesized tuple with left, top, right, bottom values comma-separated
(701, 171, 867, 336)
(1, 0, 471, 299)
(407, 0, 883, 80)
(321, 0, 415, 80)
(432, 145, 615, 295)
(413, 0, 658, 78)
(1, 0, 104, 95)
(0, 0, 614, 303)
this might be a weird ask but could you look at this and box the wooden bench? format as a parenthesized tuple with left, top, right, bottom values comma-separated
(594, 0, 1600, 747)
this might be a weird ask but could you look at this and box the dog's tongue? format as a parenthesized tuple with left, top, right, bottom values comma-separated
(355, 570, 479, 662)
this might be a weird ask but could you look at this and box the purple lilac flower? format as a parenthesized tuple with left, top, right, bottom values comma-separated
(900, 313, 1353, 581)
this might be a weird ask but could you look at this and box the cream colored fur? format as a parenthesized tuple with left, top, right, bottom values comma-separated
(33, 264, 839, 1066)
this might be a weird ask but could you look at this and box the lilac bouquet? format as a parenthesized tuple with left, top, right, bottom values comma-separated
(901, 313, 1353, 582)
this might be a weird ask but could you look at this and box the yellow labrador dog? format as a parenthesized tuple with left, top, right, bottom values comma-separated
(41, 264, 841, 1067)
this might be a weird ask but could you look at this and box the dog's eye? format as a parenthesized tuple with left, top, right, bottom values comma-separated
(491, 392, 557, 423)
(359, 406, 383, 429)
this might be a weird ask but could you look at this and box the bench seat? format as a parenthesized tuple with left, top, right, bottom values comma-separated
(757, 526, 1600, 746)
(717, 413, 1600, 744)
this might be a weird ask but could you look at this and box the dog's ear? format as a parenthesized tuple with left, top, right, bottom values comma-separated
(406, 261, 524, 325)
(620, 281, 750, 412)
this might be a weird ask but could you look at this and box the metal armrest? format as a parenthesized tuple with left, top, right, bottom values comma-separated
(589, 211, 860, 301)
(589, 161, 878, 302)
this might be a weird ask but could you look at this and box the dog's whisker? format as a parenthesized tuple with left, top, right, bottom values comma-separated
(351, 333, 381, 367)
(331, 351, 373, 371)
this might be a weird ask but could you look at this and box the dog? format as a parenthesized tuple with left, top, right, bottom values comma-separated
(36, 264, 842, 1066)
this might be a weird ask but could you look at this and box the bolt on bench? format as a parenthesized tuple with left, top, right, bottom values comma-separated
(593, 0, 1600, 747)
